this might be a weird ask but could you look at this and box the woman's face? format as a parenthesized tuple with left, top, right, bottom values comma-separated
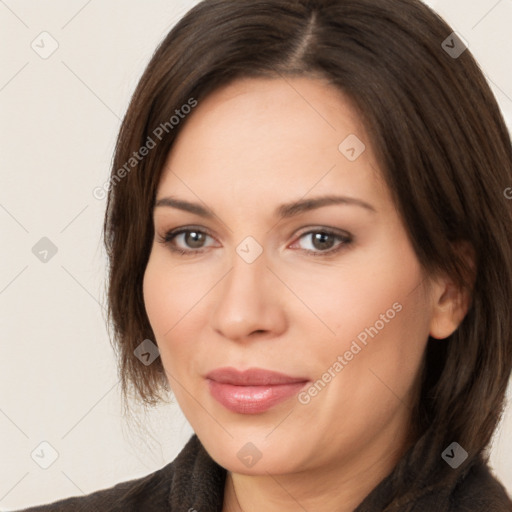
(143, 76, 443, 476)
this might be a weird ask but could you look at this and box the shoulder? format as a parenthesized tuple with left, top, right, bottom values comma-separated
(447, 458, 512, 511)
(13, 461, 175, 512)
(12, 434, 226, 512)
(355, 453, 512, 511)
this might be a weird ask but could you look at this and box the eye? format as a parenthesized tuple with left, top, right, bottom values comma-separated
(290, 228, 353, 257)
(157, 227, 217, 256)
(157, 226, 353, 257)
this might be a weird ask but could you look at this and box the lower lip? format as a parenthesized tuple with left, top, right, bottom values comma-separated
(207, 379, 308, 414)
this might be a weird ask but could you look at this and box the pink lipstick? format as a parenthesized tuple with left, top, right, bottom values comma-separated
(206, 367, 309, 414)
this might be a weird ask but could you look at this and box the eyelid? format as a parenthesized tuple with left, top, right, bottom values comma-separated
(157, 225, 218, 249)
(289, 226, 353, 256)
(157, 225, 353, 256)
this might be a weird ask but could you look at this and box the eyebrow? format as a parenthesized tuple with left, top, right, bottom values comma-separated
(154, 194, 377, 218)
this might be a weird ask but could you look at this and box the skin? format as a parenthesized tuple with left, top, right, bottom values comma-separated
(142, 76, 471, 512)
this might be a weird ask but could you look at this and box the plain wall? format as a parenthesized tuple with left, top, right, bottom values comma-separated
(1, 0, 511, 509)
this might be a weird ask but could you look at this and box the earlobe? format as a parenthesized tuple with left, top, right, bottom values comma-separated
(428, 280, 471, 339)
(428, 242, 475, 340)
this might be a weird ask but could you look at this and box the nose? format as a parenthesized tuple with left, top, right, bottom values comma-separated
(210, 246, 287, 342)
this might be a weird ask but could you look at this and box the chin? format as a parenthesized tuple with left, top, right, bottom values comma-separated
(198, 431, 306, 475)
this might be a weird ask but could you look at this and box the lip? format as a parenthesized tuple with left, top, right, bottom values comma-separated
(206, 367, 308, 386)
(206, 367, 309, 414)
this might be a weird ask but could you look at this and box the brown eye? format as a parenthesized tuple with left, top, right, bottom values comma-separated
(292, 229, 353, 257)
(158, 226, 353, 257)
(158, 227, 216, 255)
(180, 230, 207, 249)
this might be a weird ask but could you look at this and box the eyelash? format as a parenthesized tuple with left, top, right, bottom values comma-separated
(157, 226, 354, 257)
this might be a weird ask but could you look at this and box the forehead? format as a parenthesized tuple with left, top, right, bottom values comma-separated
(158, 76, 390, 215)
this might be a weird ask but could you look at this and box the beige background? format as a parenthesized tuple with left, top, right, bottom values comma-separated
(1, 0, 511, 509)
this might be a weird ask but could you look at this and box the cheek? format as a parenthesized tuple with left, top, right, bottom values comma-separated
(143, 252, 200, 338)
(290, 242, 424, 350)
(142, 252, 214, 379)
(143, 257, 173, 338)
(331, 274, 429, 421)
(299, 240, 430, 401)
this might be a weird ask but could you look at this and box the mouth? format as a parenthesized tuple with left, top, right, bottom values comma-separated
(205, 367, 310, 414)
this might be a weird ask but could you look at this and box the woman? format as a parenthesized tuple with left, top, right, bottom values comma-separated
(18, 0, 512, 510)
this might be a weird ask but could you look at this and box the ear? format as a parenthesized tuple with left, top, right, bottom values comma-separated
(428, 241, 475, 340)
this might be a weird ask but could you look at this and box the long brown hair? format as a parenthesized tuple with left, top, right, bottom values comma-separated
(103, 0, 512, 507)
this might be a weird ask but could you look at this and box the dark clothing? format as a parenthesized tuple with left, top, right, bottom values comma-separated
(15, 434, 512, 511)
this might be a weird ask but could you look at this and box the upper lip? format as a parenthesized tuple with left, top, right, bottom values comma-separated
(206, 367, 309, 386)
